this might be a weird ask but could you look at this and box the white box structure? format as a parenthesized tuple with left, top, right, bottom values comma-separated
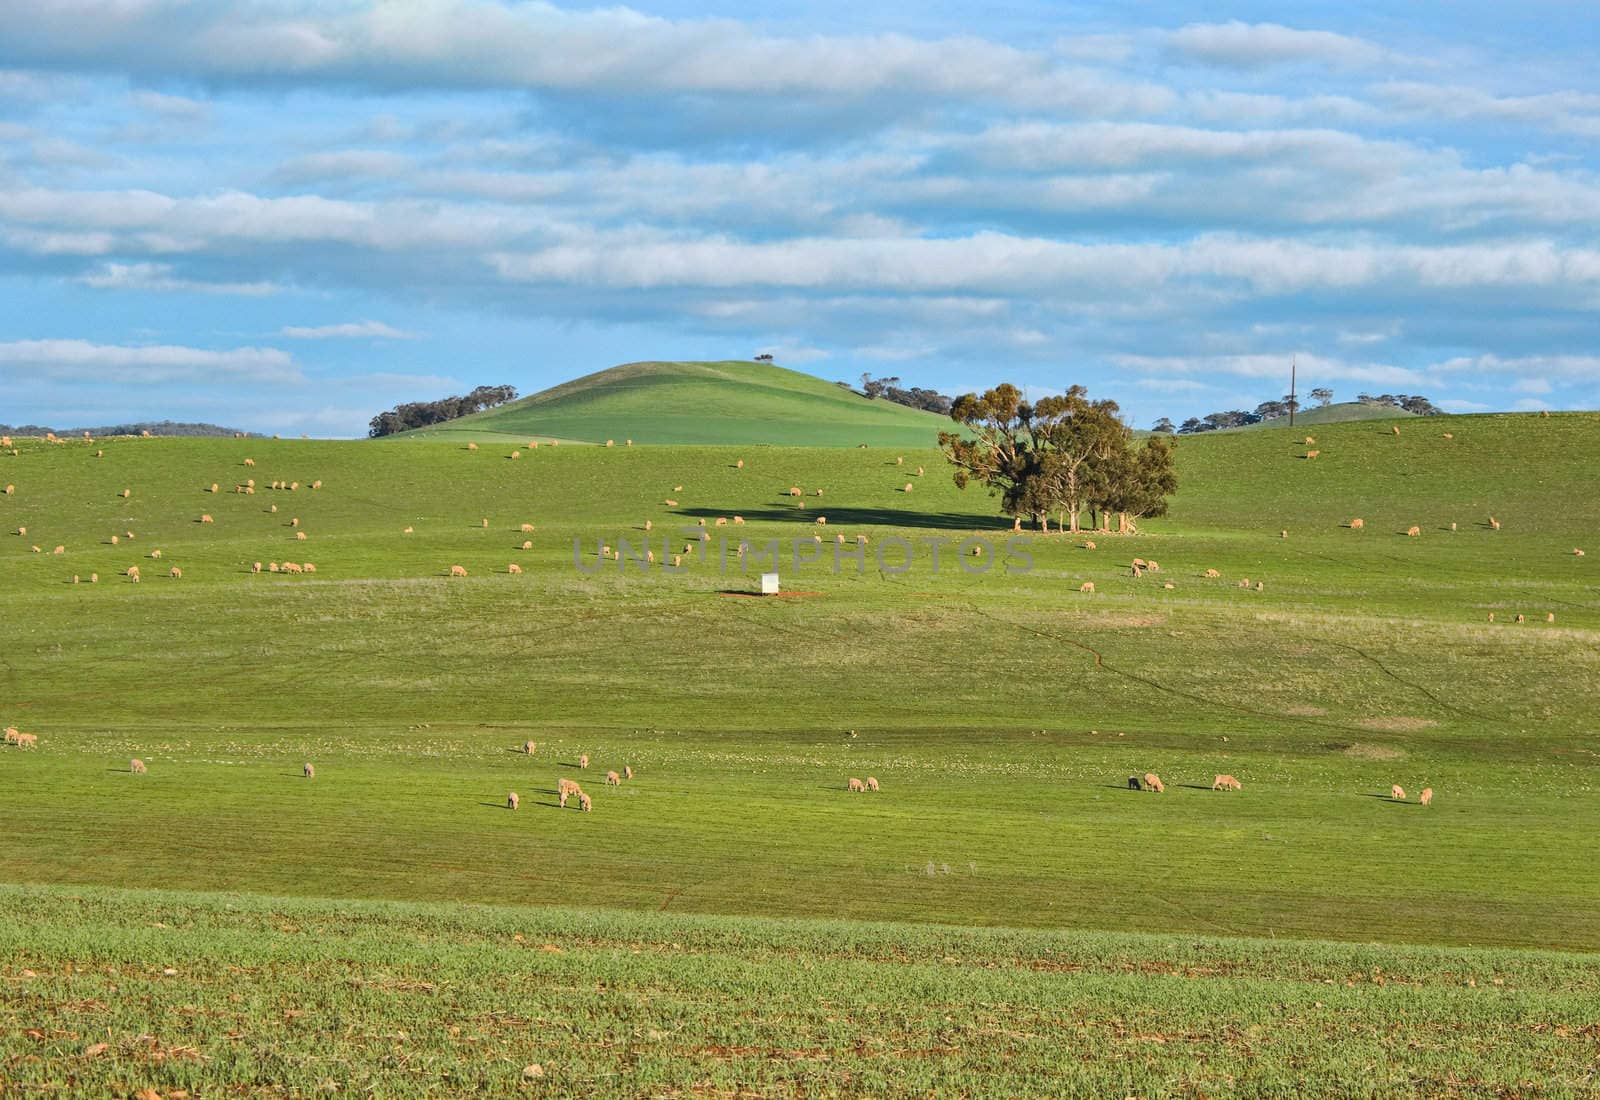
(760, 572, 780, 595)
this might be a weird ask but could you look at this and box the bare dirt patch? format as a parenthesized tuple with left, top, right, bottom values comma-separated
(1285, 705, 1327, 716)
(1356, 717, 1439, 733)
(1341, 743, 1407, 761)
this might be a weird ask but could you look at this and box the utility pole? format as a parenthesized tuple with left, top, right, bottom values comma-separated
(1289, 355, 1297, 429)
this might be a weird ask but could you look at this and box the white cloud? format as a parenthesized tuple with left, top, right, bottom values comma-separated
(1112, 352, 1429, 387)
(0, 339, 298, 384)
(77, 261, 278, 295)
(1165, 21, 1390, 69)
(1430, 353, 1600, 380)
(0, 0, 1172, 113)
(281, 320, 418, 340)
(130, 88, 210, 120)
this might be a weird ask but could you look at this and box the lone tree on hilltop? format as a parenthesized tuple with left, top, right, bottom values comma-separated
(1310, 387, 1334, 407)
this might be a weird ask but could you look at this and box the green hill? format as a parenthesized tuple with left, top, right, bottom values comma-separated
(1240, 401, 1418, 430)
(395, 360, 950, 447)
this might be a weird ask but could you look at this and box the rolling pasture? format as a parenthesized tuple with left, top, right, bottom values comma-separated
(3, 410, 1599, 1094)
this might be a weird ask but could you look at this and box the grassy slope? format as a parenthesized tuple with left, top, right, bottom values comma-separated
(3, 884, 1597, 1098)
(1, 414, 1598, 954)
(396, 360, 950, 447)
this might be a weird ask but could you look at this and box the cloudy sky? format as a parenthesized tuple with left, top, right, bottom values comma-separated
(1, 1, 1597, 435)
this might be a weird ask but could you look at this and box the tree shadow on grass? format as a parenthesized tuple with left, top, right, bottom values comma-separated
(670, 505, 1009, 532)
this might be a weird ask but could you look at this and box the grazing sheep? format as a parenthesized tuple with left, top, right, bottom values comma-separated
(1213, 774, 1242, 791)
(579, 754, 589, 769)
(128, 566, 140, 582)
(1487, 612, 1494, 622)
(521, 523, 535, 532)
(672, 555, 682, 567)
(304, 562, 316, 574)
(1514, 614, 1525, 624)
(664, 499, 678, 507)
(1304, 436, 1315, 445)
(52, 545, 64, 555)
(1080, 581, 1095, 593)
(817, 516, 827, 525)
(857, 534, 869, 544)
(605, 439, 614, 447)
(15, 527, 23, 536)
(733, 516, 745, 525)
(1489, 516, 1501, 530)
(623, 765, 633, 779)
(1547, 613, 1556, 623)
(30, 545, 40, 553)
(606, 770, 620, 785)
(1305, 450, 1320, 459)
(312, 480, 321, 489)
(131, 758, 147, 774)
(481, 518, 489, 528)
(508, 563, 523, 574)
(304, 762, 315, 778)
(578, 792, 592, 812)
(836, 534, 846, 544)
(1450, 522, 1457, 531)
(281, 562, 303, 574)
(558, 777, 580, 797)
(1084, 540, 1096, 550)
(714, 517, 727, 526)
(201, 514, 214, 524)
(450, 565, 468, 577)
(847, 777, 865, 792)
(511, 451, 520, 459)
(789, 487, 802, 496)
(644, 520, 652, 531)
(674, 485, 683, 492)
(1255, 581, 1264, 591)
(1, 727, 17, 745)
(467, 443, 478, 451)
(508, 792, 519, 810)
(290, 517, 299, 527)
(403, 526, 413, 534)
(522, 541, 533, 550)
(244, 458, 255, 467)
(149, 549, 159, 559)
(1443, 432, 1453, 439)
(72, 574, 79, 584)
(252, 562, 262, 573)
(296, 531, 307, 541)
(1391, 784, 1405, 801)
(971, 544, 983, 557)
(524, 741, 536, 754)
(866, 776, 879, 792)
(1350, 518, 1364, 529)
(1143, 773, 1164, 793)
(1204, 568, 1221, 578)
(1420, 787, 1433, 807)
(735, 460, 744, 468)
(1127, 776, 1142, 791)
(121, 489, 131, 499)
(1132, 558, 1147, 569)
(626, 440, 632, 446)
(1407, 526, 1421, 537)
(1575, 549, 1585, 557)
(169, 567, 182, 579)
(1281, 530, 1289, 539)
(1147, 561, 1160, 572)
(1163, 582, 1175, 589)
(901, 481, 914, 493)
(90, 573, 97, 583)
(269, 562, 280, 572)
(208, 483, 218, 493)
(1392, 425, 1400, 435)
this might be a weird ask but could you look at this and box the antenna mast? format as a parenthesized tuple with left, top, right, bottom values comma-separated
(1289, 355, 1297, 429)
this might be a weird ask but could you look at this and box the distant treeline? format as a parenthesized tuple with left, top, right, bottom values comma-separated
(845, 373, 955, 415)
(368, 384, 519, 437)
(0, 420, 247, 438)
(1154, 392, 1445, 434)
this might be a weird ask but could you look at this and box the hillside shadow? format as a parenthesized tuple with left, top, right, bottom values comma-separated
(669, 505, 1012, 532)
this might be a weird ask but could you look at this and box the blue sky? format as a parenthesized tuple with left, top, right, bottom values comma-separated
(1, 1, 1597, 436)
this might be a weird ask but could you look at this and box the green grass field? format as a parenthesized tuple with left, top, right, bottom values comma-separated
(3, 407, 1599, 1094)
(398, 360, 950, 447)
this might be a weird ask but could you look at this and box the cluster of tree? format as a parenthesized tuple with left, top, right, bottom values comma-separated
(367, 384, 519, 437)
(0, 420, 246, 438)
(940, 384, 1177, 534)
(1356, 393, 1444, 416)
(1154, 388, 1443, 433)
(858, 373, 955, 415)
